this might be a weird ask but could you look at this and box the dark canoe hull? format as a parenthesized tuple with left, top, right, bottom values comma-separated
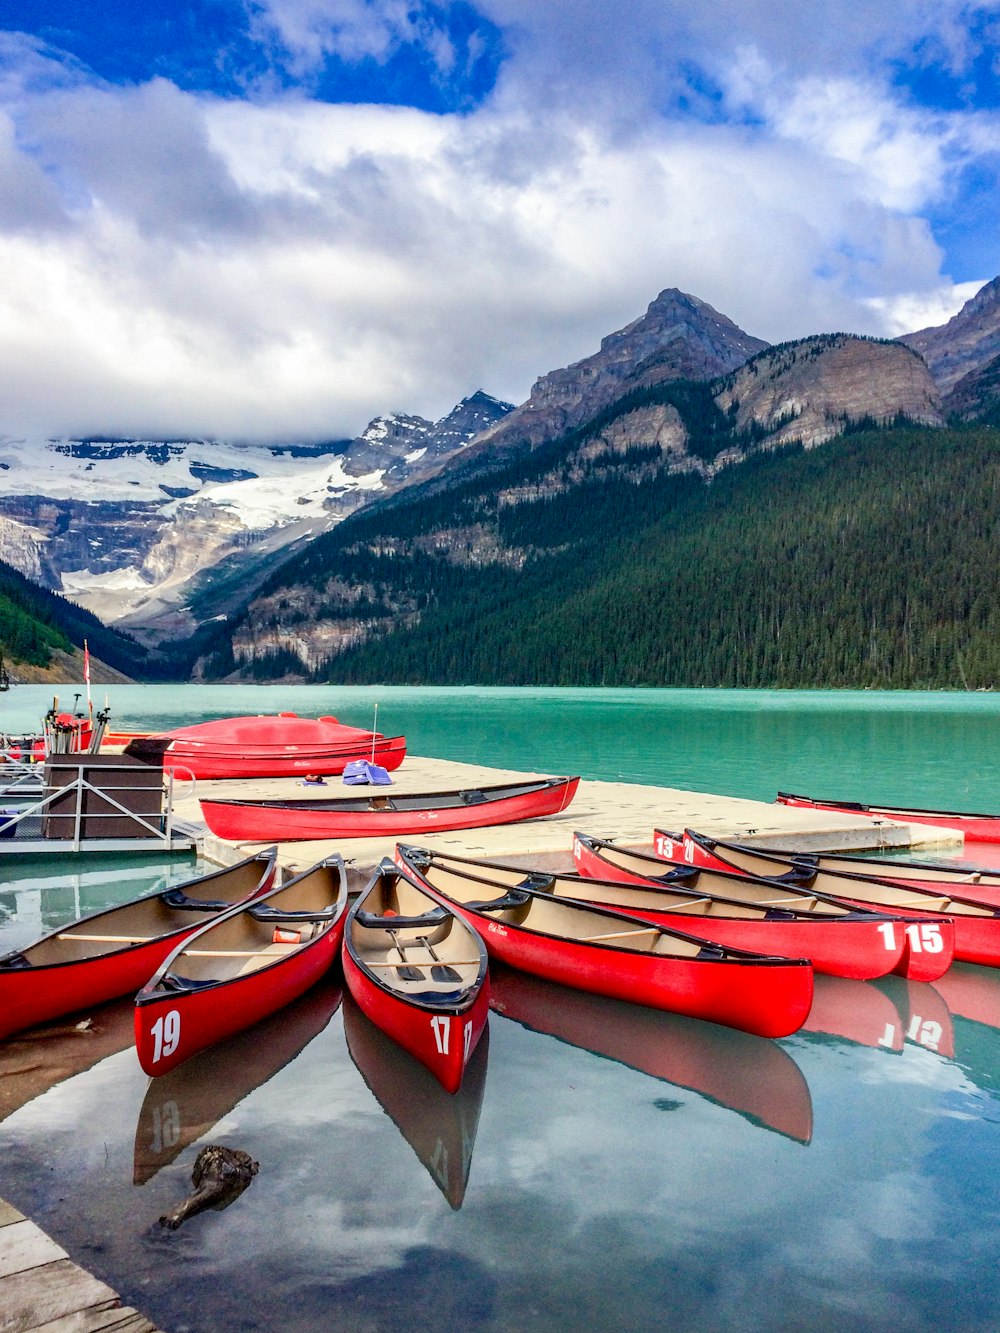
(776, 791, 1000, 844)
(395, 846, 814, 1040)
(134, 858, 348, 1076)
(0, 851, 278, 1042)
(570, 833, 909, 981)
(664, 829, 1000, 970)
(200, 777, 580, 842)
(343, 995, 490, 1208)
(488, 961, 813, 1144)
(342, 869, 490, 1094)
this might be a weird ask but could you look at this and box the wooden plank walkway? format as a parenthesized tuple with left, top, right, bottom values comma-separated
(0, 1200, 162, 1333)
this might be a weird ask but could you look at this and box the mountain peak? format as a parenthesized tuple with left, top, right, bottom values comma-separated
(900, 274, 1000, 396)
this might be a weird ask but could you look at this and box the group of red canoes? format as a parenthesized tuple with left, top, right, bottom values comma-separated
(5, 778, 1000, 1095)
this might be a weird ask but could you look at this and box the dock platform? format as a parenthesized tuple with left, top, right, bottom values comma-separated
(0, 1199, 162, 1333)
(177, 755, 961, 878)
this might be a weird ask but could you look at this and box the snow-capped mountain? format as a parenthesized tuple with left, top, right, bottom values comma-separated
(0, 391, 512, 639)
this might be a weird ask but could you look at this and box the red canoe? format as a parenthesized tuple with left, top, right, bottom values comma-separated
(125, 713, 406, 780)
(342, 860, 490, 1094)
(200, 776, 580, 842)
(569, 832, 920, 981)
(775, 790, 1000, 844)
(661, 829, 1000, 910)
(394, 844, 814, 1039)
(0, 850, 277, 1041)
(134, 856, 348, 1076)
(488, 961, 814, 1144)
(661, 828, 1000, 969)
(133, 977, 343, 1184)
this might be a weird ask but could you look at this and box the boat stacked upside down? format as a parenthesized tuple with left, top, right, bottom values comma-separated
(134, 855, 348, 1076)
(199, 776, 580, 842)
(657, 828, 1000, 969)
(126, 713, 406, 780)
(0, 849, 278, 1041)
(568, 831, 944, 981)
(343, 861, 490, 1094)
(393, 844, 815, 1039)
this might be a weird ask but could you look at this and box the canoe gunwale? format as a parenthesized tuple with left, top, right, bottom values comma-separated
(397, 845, 809, 967)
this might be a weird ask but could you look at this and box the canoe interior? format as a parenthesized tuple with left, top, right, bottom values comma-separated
(681, 837, 997, 919)
(406, 851, 771, 962)
(160, 861, 344, 985)
(214, 779, 563, 815)
(348, 869, 485, 1001)
(17, 853, 275, 967)
(578, 839, 867, 920)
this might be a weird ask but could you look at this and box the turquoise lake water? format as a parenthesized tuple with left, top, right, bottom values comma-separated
(2, 685, 1000, 1331)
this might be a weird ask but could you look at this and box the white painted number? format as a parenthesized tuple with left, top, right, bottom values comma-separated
(878, 922, 896, 950)
(430, 1014, 450, 1055)
(877, 1023, 899, 1048)
(150, 1009, 181, 1063)
(907, 1016, 943, 1051)
(905, 923, 944, 954)
(463, 1020, 473, 1064)
(150, 1100, 181, 1153)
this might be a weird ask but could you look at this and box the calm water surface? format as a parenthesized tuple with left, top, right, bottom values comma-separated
(2, 686, 1000, 1331)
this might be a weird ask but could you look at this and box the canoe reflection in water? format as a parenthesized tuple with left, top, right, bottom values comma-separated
(0, 996, 135, 1125)
(802, 973, 955, 1056)
(133, 977, 342, 1185)
(342, 993, 489, 1210)
(487, 962, 812, 1145)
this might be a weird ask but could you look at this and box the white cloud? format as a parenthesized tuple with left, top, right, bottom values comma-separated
(0, 5, 996, 441)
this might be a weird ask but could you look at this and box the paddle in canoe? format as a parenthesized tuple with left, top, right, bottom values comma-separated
(343, 859, 490, 1094)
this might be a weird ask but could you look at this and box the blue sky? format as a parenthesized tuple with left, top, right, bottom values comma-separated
(0, 1, 998, 441)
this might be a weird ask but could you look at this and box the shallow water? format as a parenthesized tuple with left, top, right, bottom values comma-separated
(2, 686, 1000, 1331)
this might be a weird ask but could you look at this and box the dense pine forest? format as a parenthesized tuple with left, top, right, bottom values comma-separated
(241, 422, 1000, 690)
(0, 559, 147, 678)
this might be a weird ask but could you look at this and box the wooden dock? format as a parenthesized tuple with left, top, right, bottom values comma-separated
(177, 754, 961, 878)
(0, 1199, 162, 1333)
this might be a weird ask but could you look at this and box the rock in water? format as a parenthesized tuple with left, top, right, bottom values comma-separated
(159, 1145, 259, 1230)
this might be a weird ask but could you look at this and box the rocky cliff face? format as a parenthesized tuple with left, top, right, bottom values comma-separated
(450, 289, 769, 475)
(716, 335, 943, 448)
(900, 276, 1000, 397)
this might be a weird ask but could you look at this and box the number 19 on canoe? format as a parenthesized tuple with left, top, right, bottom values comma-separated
(877, 922, 944, 953)
(149, 1009, 181, 1064)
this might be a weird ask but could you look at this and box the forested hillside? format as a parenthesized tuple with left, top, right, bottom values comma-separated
(0, 559, 148, 679)
(275, 424, 1000, 690)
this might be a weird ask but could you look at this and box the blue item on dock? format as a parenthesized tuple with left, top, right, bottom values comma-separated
(342, 760, 392, 786)
(0, 809, 18, 838)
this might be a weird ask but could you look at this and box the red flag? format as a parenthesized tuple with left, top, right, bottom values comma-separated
(83, 640, 90, 684)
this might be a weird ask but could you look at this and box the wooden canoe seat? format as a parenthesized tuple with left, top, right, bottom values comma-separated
(249, 903, 340, 923)
(467, 888, 531, 912)
(0, 950, 32, 969)
(55, 932, 155, 944)
(161, 887, 233, 911)
(354, 907, 449, 930)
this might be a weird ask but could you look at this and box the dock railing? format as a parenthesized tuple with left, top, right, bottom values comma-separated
(0, 753, 195, 851)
